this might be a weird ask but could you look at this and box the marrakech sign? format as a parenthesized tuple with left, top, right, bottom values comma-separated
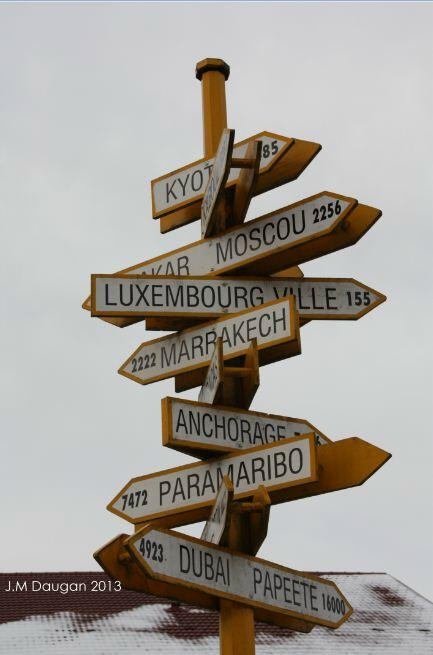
(118, 297, 300, 387)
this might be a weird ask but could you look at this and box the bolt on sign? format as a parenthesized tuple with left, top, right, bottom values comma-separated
(91, 274, 386, 323)
(108, 434, 317, 525)
(162, 397, 329, 459)
(126, 526, 353, 629)
(118, 297, 300, 388)
(201, 476, 234, 545)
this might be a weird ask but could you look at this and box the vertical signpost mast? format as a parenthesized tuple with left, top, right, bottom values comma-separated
(196, 57, 256, 655)
(90, 58, 391, 655)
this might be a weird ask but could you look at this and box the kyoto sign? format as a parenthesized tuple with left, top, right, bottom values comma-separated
(108, 434, 316, 525)
(200, 476, 233, 545)
(198, 338, 224, 405)
(201, 128, 234, 237)
(95, 532, 315, 633)
(155, 135, 322, 234)
(118, 297, 300, 388)
(91, 274, 386, 323)
(162, 397, 330, 458)
(126, 526, 352, 629)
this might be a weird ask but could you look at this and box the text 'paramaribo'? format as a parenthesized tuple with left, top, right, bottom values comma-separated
(108, 435, 316, 524)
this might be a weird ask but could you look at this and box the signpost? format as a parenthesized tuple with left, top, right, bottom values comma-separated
(107, 434, 317, 526)
(88, 57, 391, 654)
(161, 396, 330, 459)
(91, 274, 386, 325)
(126, 525, 353, 629)
(201, 476, 234, 545)
(118, 297, 300, 388)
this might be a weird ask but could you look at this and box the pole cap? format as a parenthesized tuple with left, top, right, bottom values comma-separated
(196, 58, 230, 81)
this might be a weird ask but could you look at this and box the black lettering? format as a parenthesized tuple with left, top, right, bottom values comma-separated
(325, 287, 338, 310)
(104, 284, 117, 306)
(191, 170, 203, 192)
(179, 544, 190, 573)
(166, 180, 177, 203)
(253, 567, 262, 593)
(177, 174, 190, 197)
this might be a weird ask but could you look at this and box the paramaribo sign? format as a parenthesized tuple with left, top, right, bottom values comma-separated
(107, 435, 317, 525)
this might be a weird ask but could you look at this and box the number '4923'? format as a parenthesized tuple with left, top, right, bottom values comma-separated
(139, 538, 164, 563)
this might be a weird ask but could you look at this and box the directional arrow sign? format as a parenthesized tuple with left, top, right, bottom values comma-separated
(198, 338, 224, 405)
(91, 274, 386, 324)
(95, 533, 315, 633)
(201, 128, 235, 238)
(84, 189, 380, 328)
(118, 297, 300, 388)
(107, 434, 316, 526)
(126, 526, 352, 629)
(153, 134, 322, 234)
(201, 476, 234, 545)
(162, 396, 330, 459)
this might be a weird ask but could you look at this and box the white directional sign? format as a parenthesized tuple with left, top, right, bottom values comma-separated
(118, 297, 300, 387)
(152, 131, 292, 219)
(91, 274, 386, 321)
(201, 476, 233, 545)
(108, 434, 316, 524)
(162, 397, 330, 458)
(84, 192, 381, 317)
(201, 128, 234, 237)
(198, 339, 223, 405)
(127, 526, 352, 629)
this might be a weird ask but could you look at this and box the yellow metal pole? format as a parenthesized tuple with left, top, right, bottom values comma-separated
(196, 57, 255, 655)
(196, 58, 230, 157)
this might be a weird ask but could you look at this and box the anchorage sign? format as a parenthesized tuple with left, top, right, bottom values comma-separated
(108, 435, 316, 524)
(127, 526, 352, 629)
(162, 397, 330, 457)
(118, 297, 299, 386)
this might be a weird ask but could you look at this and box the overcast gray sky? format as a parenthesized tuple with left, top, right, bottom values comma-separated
(1, 2, 432, 603)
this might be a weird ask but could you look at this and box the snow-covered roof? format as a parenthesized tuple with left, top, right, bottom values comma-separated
(0, 572, 431, 653)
